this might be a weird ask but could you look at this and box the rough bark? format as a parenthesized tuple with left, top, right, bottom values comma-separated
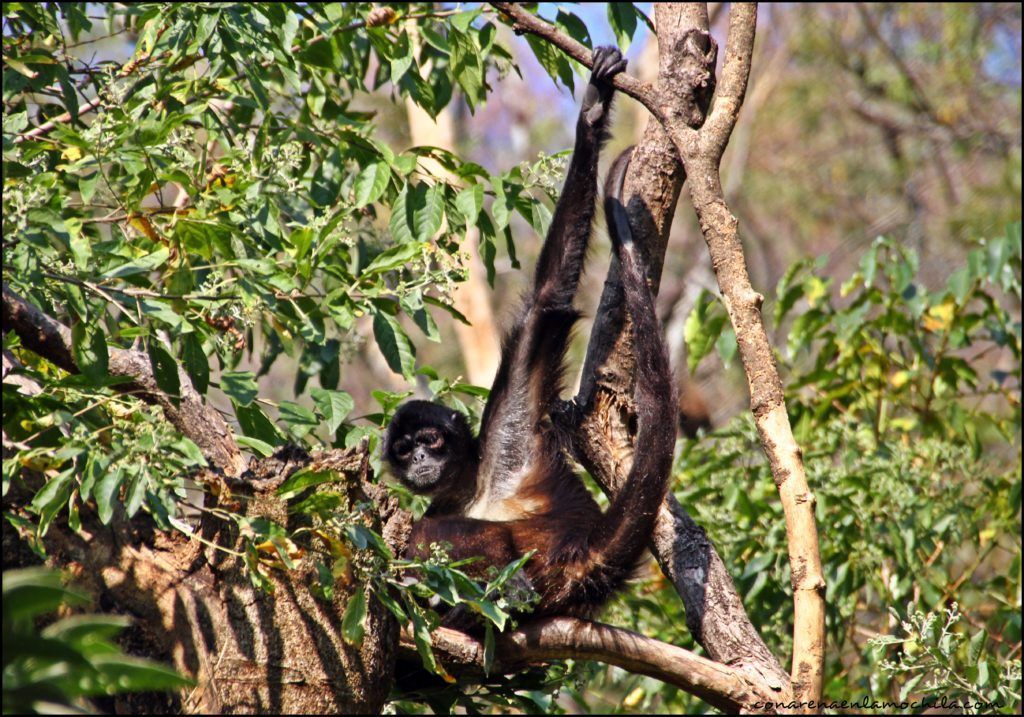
(2, 442, 402, 714)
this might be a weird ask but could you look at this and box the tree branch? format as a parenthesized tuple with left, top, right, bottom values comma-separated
(489, 3, 665, 124)
(702, 2, 757, 159)
(672, 5, 827, 706)
(403, 617, 763, 713)
(2, 282, 245, 476)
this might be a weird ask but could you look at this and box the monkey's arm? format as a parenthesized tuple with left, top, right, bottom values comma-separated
(474, 48, 626, 509)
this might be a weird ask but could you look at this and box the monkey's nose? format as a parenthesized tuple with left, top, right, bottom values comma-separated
(412, 448, 427, 463)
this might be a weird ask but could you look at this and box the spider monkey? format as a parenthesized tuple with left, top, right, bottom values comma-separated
(384, 46, 675, 619)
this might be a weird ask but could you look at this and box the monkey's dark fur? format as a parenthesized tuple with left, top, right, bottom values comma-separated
(385, 46, 675, 619)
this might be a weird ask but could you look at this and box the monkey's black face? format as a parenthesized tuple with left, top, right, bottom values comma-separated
(384, 401, 475, 494)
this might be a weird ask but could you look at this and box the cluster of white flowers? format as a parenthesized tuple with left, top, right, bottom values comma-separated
(2, 160, 51, 234)
(522, 150, 569, 197)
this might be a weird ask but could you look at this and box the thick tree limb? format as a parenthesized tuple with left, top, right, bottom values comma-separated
(2, 282, 245, 476)
(403, 617, 765, 713)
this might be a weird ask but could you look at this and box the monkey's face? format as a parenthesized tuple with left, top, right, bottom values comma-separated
(384, 401, 474, 494)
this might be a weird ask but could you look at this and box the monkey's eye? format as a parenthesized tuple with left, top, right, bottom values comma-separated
(416, 428, 444, 450)
(392, 437, 412, 458)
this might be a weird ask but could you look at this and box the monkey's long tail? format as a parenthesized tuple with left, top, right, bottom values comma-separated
(584, 147, 677, 595)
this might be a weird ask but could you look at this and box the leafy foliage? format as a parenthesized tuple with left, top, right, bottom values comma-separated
(869, 603, 1021, 709)
(2, 568, 192, 714)
(1, 2, 562, 550)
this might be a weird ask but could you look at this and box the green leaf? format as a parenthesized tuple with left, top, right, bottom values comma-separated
(31, 469, 75, 535)
(123, 467, 147, 518)
(278, 400, 318, 438)
(79, 172, 100, 204)
(556, 10, 592, 48)
(235, 435, 275, 457)
(488, 550, 534, 591)
(684, 292, 729, 372)
(414, 183, 444, 241)
(372, 311, 416, 379)
(389, 31, 414, 83)
(3, 568, 89, 622)
(353, 161, 390, 207)
(278, 467, 337, 499)
(341, 587, 367, 646)
(298, 36, 337, 69)
(424, 295, 470, 325)
(236, 403, 281, 444)
(41, 613, 129, 645)
(491, 180, 515, 230)
(221, 371, 259, 407)
(455, 183, 484, 226)
(101, 247, 169, 279)
(467, 598, 509, 631)
(30, 471, 73, 513)
(450, 29, 485, 108)
(525, 34, 574, 92)
(363, 242, 423, 275)
(92, 654, 193, 691)
(344, 524, 392, 559)
(607, 5, 637, 51)
(374, 587, 407, 621)
(289, 491, 344, 516)
(64, 284, 88, 321)
(899, 672, 924, 701)
(407, 599, 448, 679)
(310, 388, 354, 434)
(716, 327, 738, 368)
(72, 322, 109, 384)
(67, 220, 91, 270)
(411, 306, 440, 342)
(181, 333, 209, 394)
(94, 467, 125, 525)
(147, 340, 180, 403)
(968, 628, 987, 665)
(389, 185, 414, 244)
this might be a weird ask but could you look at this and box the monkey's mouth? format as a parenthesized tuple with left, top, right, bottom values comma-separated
(402, 466, 443, 491)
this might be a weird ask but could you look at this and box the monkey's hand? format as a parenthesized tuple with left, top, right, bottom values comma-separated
(582, 46, 627, 126)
